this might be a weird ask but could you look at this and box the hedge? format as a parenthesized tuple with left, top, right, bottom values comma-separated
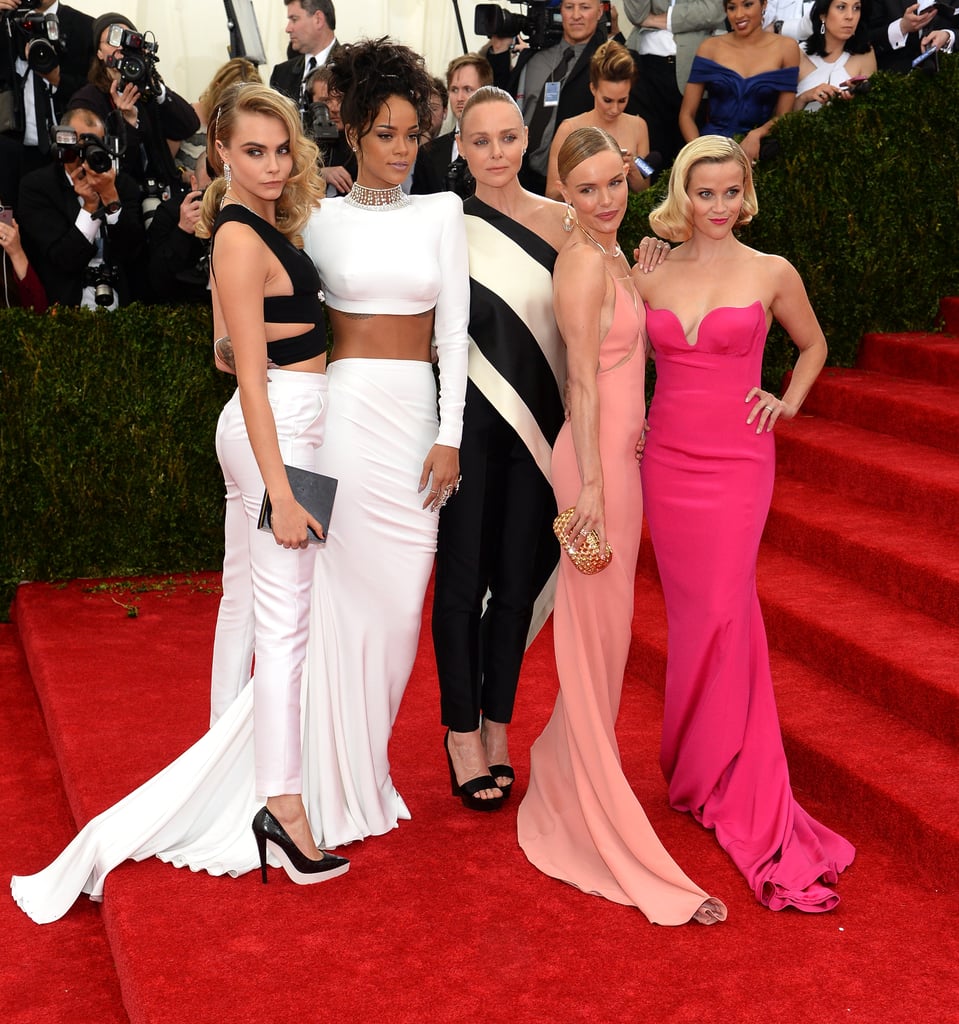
(623, 58, 959, 387)
(2, 61, 957, 614)
(0, 303, 230, 613)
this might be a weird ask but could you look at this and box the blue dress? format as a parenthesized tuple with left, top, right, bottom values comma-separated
(688, 56, 798, 138)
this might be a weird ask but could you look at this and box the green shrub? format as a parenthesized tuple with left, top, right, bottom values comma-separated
(0, 303, 231, 613)
(623, 59, 959, 389)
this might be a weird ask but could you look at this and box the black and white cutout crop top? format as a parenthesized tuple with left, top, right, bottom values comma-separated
(303, 191, 470, 449)
(211, 204, 326, 366)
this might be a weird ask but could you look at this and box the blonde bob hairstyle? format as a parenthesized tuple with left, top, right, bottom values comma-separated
(197, 83, 323, 246)
(459, 84, 523, 130)
(649, 136, 758, 243)
(557, 124, 623, 186)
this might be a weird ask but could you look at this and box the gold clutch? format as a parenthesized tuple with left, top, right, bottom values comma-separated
(552, 508, 613, 575)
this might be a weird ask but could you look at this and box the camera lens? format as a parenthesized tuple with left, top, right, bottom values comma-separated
(86, 149, 112, 174)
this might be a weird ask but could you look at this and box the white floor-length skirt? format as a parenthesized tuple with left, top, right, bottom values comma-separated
(301, 358, 440, 847)
(11, 359, 440, 924)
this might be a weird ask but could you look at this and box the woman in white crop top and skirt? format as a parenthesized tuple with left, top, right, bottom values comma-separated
(298, 39, 470, 848)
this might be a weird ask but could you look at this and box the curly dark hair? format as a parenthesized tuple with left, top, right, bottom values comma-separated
(328, 37, 434, 142)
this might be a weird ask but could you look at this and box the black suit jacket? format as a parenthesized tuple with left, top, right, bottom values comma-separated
(0, 4, 94, 135)
(868, 0, 956, 72)
(411, 131, 456, 195)
(270, 56, 305, 102)
(512, 29, 607, 191)
(270, 43, 339, 103)
(18, 161, 146, 307)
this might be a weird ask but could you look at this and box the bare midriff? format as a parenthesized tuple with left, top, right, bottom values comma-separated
(327, 308, 436, 363)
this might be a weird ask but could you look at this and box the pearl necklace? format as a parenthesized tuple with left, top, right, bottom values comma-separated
(578, 224, 623, 259)
(345, 182, 411, 211)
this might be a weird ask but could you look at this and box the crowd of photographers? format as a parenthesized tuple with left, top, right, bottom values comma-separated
(0, 0, 955, 313)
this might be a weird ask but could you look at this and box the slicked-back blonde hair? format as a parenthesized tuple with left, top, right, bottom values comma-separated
(649, 136, 758, 242)
(197, 82, 323, 246)
(459, 84, 523, 129)
(557, 124, 622, 185)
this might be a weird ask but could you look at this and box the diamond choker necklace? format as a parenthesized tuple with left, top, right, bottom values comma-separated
(345, 182, 411, 211)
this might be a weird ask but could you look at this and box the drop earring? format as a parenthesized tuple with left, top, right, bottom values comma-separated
(562, 202, 575, 233)
(819, 19, 825, 34)
(224, 163, 232, 186)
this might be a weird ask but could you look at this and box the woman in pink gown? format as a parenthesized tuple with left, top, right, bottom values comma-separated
(637, 136, 855, 911)
(517, 127, 726, 926)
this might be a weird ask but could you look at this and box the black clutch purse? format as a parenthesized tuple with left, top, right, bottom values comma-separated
(258, 465, 338, 544)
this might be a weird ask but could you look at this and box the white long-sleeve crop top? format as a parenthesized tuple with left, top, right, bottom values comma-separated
(303, 191, 469, 449)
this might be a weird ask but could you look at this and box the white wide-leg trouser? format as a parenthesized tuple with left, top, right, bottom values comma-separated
(210, 369, 327, 796)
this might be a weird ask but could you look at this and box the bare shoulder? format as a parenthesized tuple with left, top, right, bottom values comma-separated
(779, 36, 802, 66)
(529, 196, 567, 250)
(555, 238, 605, 289)
(697, 35, 719, 59)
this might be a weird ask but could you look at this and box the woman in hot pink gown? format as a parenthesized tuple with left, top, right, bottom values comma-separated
(517, 127, 726, 926)
(637, 136, 855, 911)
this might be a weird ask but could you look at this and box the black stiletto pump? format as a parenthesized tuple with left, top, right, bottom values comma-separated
(252, 806, 349, 885)
(444, 731, 505, 812)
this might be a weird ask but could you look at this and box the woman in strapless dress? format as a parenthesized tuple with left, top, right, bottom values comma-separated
(516, 126, 726, 927)
(635, 135, 855, 911)
(679, 0, 800, 165)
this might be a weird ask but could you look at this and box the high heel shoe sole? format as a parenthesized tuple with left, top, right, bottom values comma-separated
(252, 806, 350, 885)
(258, 835, 350, 885)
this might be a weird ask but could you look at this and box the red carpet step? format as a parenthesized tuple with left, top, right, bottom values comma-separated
(857, 325, 959, 387)
(801, 368, 959, 456)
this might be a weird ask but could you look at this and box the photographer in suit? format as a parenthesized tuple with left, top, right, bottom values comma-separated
(0, 0, 94, 203)
(67, 13, 199, 193)
(514, 0, 610, 194)
(623, 0, 725, 168)
(303, 62, 355, 196)
(18, 105, 144, 308)
(270, 0, 337, 104)
(868, 0, 955, 72)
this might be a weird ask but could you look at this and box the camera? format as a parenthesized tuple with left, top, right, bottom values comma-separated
(176, 241, 212, 290)
(305, 101, 340, 145)
(50, 126, 116, 174)
(446, 156, 476, 201)
(84, 263, 119, 307)
(141, 177, 172, 231)
(105, 25, 161, 99)
(474, 1, 611, 52)
(7, 8, 61, 75)
(474, 1, 564, 52)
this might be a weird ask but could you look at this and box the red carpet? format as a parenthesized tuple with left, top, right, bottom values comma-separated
(4, 302, 959, 1023)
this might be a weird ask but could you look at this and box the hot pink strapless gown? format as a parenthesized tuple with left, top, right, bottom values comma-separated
(517, 280, 726, 926)
(642, 301, 855, 911)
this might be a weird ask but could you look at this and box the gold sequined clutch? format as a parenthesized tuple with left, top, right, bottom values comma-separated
(552, 508, 613, 575)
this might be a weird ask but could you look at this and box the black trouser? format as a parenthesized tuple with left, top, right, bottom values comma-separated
(631, 53, 686, 169)
(432, 382, 557, 732)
